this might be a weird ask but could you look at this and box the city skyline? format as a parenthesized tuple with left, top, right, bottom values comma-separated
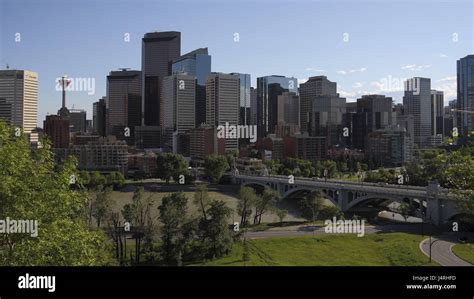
(1, 0, 473, 126)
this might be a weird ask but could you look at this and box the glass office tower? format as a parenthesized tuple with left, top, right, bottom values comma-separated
(230, 73, 251, 126)
(257, 75, 298, 138)
(172, 48, 211, 127)
(457, 55, 474, 135)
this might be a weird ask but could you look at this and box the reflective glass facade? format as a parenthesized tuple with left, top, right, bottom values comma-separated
(457, 55, 474, 135)
(230, 73, 251, 126)
(257, 75, 298, 137)
(172, 48, 211, 126)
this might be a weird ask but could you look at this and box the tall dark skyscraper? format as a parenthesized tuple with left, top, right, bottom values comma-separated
(106, 69, 141, 143)
(299, 76, 337, 134)
(69, 109, 87, 133)
(257, 75, 298, 138)
(93, 97, 106, 136)
(456, 54, 474, 135)
(308, 94, 346, 147)
(141, 31, 181, 127)
(431, 90, 444, 137)
(250, 87, 257, 126)
(172, 48, 211, 127)
(353, 94, 393, 150)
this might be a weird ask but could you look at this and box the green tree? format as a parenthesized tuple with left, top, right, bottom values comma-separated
(91, 185, 113, 228)
(156, 153, 189, 183)
(313, 161, 322, 177)
(133, 170, 147, 181)
(0, 121, 113, 266)
(198, 200, 233, 260)
(204, 154, 229, 183)
(107, 171, 125, 190)
(194, 184, 211, 220)
(122, 187, 155, 264)
(322, 160, 338, 179)
(158, 192, 189, 266)
(320, 205, 344, 220)
(253, 188, 280, 224)
(276, 209, 288, 223)
(90, 171, 107, 188)
(79, 171, 91, 186)
(443, 150, 474, 215)
(298, 190, 326, 221)
(237, 187, 257, 227)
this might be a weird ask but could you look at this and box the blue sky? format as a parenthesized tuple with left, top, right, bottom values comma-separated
(1, 0, 473, 126)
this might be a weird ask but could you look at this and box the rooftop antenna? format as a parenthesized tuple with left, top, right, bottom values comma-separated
(58, 75, 71, 117)
(59, 75, 71, 109)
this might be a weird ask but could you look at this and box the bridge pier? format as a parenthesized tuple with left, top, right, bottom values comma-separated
(339, 190, 350, 212)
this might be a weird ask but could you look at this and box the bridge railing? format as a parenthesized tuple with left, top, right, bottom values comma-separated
(234, 173, 458, 200)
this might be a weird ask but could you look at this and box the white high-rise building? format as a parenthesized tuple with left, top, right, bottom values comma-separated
(403, 77, 431, 148)
(0, 70, 38, 143)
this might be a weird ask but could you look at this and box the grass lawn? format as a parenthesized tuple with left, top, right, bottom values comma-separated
(192, 233, 438, 266)
(452, 243, 474, 264)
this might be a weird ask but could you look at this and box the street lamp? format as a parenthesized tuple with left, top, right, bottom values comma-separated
(428, 235, 440, 263)
(421, 209, 425, 237)
(427, 203, 444, 263)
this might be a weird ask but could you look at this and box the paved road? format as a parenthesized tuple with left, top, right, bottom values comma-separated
(420, 237, 473, 266)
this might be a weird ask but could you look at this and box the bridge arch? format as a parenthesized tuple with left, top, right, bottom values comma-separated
(242, 181, 274, 194)
(283, 187, 338, 207)
(347, 194, 409, 210)
(446, 213, 474, 231)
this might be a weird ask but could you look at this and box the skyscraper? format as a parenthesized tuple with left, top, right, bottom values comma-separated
(257, 75, 298, 138)
(430, 90, 444, 137)
(141, 31, 181, 127)
(308, 95, 346, 147)
(456, 55, 474, 135)
(353, 94, 393, 150)
(444, 99, 456, 137)
(69, 109, 87, 133)
(172, 48, 211, 127)
(206, 73, 240, 152)
(93, 97, 106, 136)
(230, 73, 251, 126)
(162, 74, 196, 153)
(106, 69, 141, 142)
(299, 76, 337, 134)
(403, 77, 431, 147)
(0, 70, 38, 143)
(277, 92, 299, 126)
(250, 87, 258, 126)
